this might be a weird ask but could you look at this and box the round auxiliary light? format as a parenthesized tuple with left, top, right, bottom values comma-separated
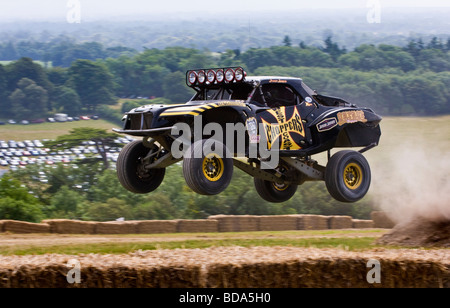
(235, 68, 244, 82)
(188, 71, 197, 85)
(216, 69, 224, 83)
(224, 68, 235, 83)
(197, 70, 206, 84)
(207, 70, 216, 83)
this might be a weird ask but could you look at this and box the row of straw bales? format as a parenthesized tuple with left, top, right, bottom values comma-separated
(0, 212, 390, 234)
(210, 214, 375, 232)
(0, 246, 447, 288)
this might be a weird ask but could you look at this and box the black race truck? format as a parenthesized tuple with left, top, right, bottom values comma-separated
(114, 67, 381, 203)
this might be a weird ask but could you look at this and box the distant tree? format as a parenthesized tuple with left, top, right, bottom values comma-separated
(283, 35, 292, 47)
(404, 39, 421, 58)
(67, 59, 116, 111)
(427, 37, 444, 50)
(48, 185, 85, 219)
(46, 127, 121, 170)
(0, 64, 8, 117)
(5, 57, 52, 93)
(162, 71, 194, 103)
(9, 77, 48, 119)
(0, 42, 19, 60)
(46, 67, 69, 86)
(52, 85, 82, 115)
(82, 198, 133, 221)
(0, 175, 43, 222)
(133, 193, 177, 220)
(323, 35, 346, 61)
(240, 48, 277, 71)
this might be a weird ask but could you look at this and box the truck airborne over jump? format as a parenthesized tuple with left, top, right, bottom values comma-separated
(114, 67, 381, 203)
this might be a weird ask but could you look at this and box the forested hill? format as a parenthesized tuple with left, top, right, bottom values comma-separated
(1, 36, 449, 120)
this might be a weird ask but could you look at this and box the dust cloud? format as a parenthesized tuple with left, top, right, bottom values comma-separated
(370, 140, 450, 224)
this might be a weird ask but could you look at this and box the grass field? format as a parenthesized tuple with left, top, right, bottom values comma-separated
(1, 115, 449, 144)
(0, 119, 119, 141)
(0, 229, 388, 255)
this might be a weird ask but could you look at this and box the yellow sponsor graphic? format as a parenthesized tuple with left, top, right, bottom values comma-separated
(160, 101, 246, 116)
(262, 107, 305, 150)
(337, 110, 367, 126)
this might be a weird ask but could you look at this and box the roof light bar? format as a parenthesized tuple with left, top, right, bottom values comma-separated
(186, 67, 246, 87)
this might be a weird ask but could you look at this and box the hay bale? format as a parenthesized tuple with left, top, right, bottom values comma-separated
(235, 215, 260, 232)
(42, 219, 96, 234)
(0, 220, 4, 232)
(328, 216, 353, 229)
(259, 215, 299, 231)
(95, 221, 138, 234)
(208, 215, 260, 232)
(2, 220, 50, 234)
(208, 215, 234, 232)
(297, 215, 329, 230)
(371, 211, 395, 228)
(352, 219, 374, 228)
(136, 220, 178, 234)
(177, 219, 218, 233)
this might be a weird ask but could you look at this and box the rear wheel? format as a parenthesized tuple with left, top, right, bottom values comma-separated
(183, 139, 233, 195)
(116, 140, 165, 194)
(325, 150, 371, 202)
(254, 178, 297, 203)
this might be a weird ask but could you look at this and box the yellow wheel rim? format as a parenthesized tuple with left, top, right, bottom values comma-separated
(272, 182, 289, 191)
(202, 154, 224, 182)
(343, 163, 363, 190)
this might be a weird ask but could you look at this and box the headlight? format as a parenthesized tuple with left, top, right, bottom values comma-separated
(197, 70, 206, 84)
(225, 68, 235, 83)
(216, 69, 224, 83)
(187, 71, 197, 85)
(207, 70, 216, 83)
(235, 68, 244, 82)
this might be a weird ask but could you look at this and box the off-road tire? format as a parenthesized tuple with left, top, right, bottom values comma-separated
(183, 139, 233, 195)
(254, 178, 297, 203)
(325, 150, 371, 202)
(117, 140, 165, 194)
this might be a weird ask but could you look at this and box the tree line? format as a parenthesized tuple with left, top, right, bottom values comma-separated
(1, 36, 449, 121)
(1, 158, 373, 223)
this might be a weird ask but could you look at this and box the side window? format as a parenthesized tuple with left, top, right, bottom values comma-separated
(262, 84, 299, 108)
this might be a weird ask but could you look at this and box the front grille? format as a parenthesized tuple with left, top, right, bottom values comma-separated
(127, 112, 153, 130)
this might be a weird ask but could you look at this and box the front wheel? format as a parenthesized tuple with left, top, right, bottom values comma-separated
(116, 140, 165, 194)
(182, 139, 233, 195)
(325, 150, 371, 203)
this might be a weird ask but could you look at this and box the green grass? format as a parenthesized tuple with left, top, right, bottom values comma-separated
(0, 119, 119, 141)
(0, 237, 379, 256)
(0, 229, 389, 255)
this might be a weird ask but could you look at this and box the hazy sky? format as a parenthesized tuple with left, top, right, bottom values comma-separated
(1, 0, 450, 21)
